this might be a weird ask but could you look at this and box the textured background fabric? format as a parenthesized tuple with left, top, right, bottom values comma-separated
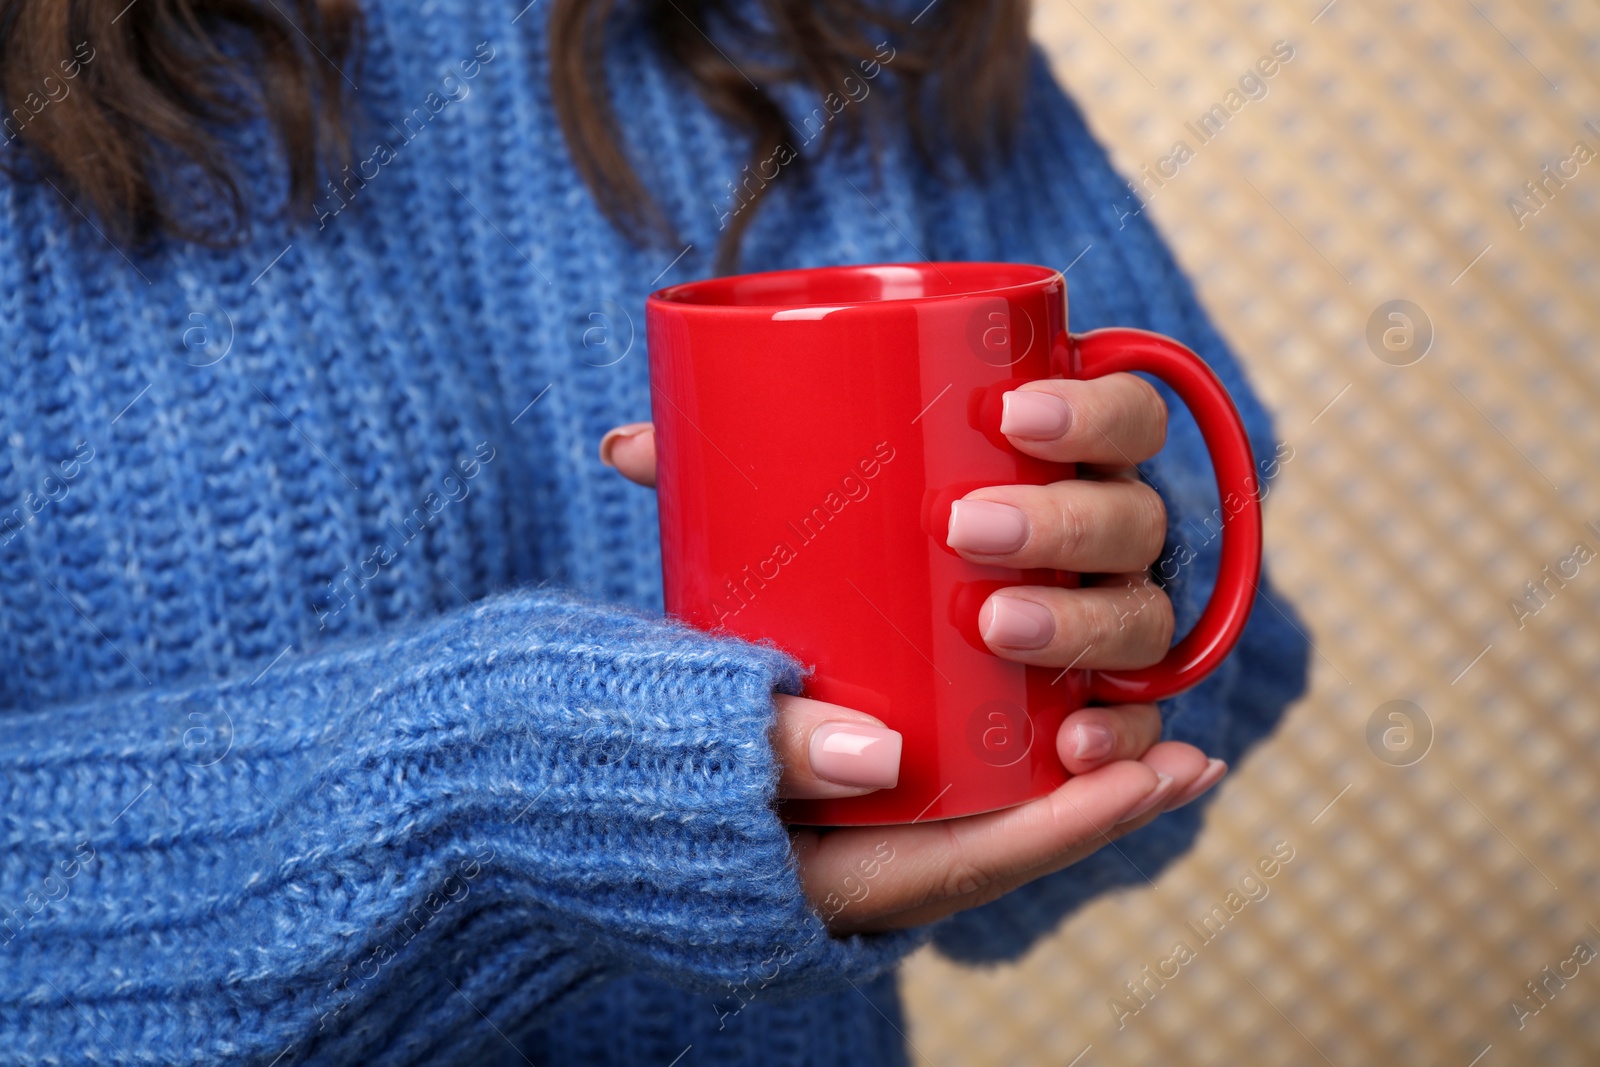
(0, 0, 1306, 1063)
(902, 2, 1600, 1065)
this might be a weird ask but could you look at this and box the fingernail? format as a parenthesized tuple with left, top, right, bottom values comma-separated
(947, 499, 1028, 555)
(1165, 758, 1228, 812)
(810, 722, 903, 790)
(1072, 722, 1116, 762)
(1120, 773, 1176, 823)
(598, 423, 650, 467)
(979, 595, 1055, 650)
(1001, 391, 1072, 439)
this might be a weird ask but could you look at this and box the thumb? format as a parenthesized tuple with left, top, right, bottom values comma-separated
(598, 422, 657, 487)
(773, 694, 903, 800)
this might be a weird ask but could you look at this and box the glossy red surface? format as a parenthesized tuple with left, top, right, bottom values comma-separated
(646, 263, 1261, 825)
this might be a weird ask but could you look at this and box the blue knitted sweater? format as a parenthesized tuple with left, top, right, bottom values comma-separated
(0, 1, 1308, 1063)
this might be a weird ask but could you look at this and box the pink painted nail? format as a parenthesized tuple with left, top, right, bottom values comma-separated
(1165, 758, 1228, 812)
(1001, 391, 1073, 439)
(1120, 773, 1176, 823)
(810, 722, 903, 790)
(598, 423, 651, 467)
(980, 595, 1055, 650)
(947, 499, 1028, 555)
(1072, 722, 1116, 762)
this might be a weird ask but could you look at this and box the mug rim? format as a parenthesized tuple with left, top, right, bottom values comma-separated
(648, 261, 1064, 314)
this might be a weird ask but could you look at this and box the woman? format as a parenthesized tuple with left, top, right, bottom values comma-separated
(0, 0, 1307, 1063)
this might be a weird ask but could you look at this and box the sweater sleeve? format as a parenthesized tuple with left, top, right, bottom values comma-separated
(927, 52, 1312, 964)
(0, 589, 930, 1066)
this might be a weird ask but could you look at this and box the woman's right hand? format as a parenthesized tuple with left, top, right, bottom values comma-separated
(601, 421, 1225, 936)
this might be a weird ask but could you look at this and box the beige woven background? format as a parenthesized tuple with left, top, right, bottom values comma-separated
(900, 2, 1600, 1065)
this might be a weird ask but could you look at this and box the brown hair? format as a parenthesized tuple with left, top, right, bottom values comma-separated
(0, 0, 1029, 271)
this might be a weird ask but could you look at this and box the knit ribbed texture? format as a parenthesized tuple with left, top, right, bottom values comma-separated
(0, 0, 1308, 1063)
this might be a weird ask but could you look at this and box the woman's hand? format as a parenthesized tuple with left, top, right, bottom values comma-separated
(599, 373, 1226, 934)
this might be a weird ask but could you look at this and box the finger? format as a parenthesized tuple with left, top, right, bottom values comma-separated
(1056, 702, 1162, 774)
(976, 575, 1175, 669)
(976, 740, 1215, 900)
(1112, 740, 1215, 827)
(998, 373, 1167, 465)
(1081, 464, 1141, 482)
(802, 758, 1169, 932)
(813, 741, 1215, 933)
(598, 422, 657, 487)
(772, 694, 903, 800)
(1163, 755, 1228, 812)
(946, 478, 1166, 572)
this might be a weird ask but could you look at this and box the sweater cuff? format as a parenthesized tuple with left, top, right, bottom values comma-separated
(387, 592, 934, 999)
(0, 589, 930, 1061)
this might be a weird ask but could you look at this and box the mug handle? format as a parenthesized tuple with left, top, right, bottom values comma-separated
(1055, 328, 1263, 704)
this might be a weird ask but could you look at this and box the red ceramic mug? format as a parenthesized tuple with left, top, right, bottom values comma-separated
(646, 262, 1261, 826)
